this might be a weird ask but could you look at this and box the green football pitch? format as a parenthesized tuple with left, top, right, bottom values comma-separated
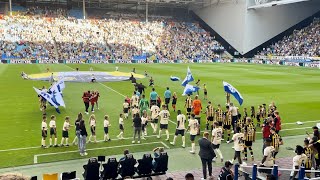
(0, 63, 319, 168)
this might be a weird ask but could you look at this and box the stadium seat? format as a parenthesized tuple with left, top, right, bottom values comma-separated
(101, 157, 119, 180)
(61, 171, 76, 180)
(83, 158, 100, 180)
(43, 173, 58, 180)
(136, 153, 153, 175)
(153, 152, 168, 173)
(118, 154, 137, 178)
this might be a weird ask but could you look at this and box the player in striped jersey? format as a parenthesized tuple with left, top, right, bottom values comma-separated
(170, 110, 186, 148)
(184, 94, 193, 118)
(224, 106, 232, 143)
(206, 101, 215, 131)
(215, 104, 224, 128)
(269, 127, 283, 162)
(243, 118, 256, 161)
(304, 139, 314, 178)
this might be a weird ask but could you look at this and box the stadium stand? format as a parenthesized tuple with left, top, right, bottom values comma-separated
(258, 18, 320, 57)
(0, 6, 224, 62)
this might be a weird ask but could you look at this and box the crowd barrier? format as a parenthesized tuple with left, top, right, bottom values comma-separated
(0, 58, 319, 68)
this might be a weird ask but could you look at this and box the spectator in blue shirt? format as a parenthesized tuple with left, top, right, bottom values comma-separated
(164, 87, 171, 110)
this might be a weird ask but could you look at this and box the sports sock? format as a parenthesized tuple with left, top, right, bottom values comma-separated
(54, 138, 57, 145)
(172, 136, 177, 144)
(249, 147, 254, 156)
(244, 148, 248, 158)
(191, 142, 195, 152)
(61, 138, 65, 145)
(49, 138, 52, 146)
(216, 149, 223, 159)
(165, 130, 169, 139)
(158, 130, 162, 137)
(182, 136, 185, 147)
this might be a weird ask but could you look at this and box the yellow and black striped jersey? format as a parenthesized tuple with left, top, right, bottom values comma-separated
(224, 111, 232, 125)
(304, 147, 313, 169)
(215, 109, 224, 122)
(244, 123, 255, 142)
(185, 97, 193, 108)
(269, 133, 282, 151)
(237, 118, 244, 128)
(206, 105, 214, 117)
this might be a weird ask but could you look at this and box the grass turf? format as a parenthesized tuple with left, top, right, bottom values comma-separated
(0, 63, 319, 168)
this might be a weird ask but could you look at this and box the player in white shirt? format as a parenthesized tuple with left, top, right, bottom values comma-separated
(123, 100, 129, 119)
(187, 114, 199, 154)
(290, 145, 308, 179)
(212, 122, 224, 162)
(231, 127, 245, 165)
(259, 138, 275, 175)
(49, 115, 58, 147)
(131, 92, 139, 109)
(150, 102, 160, 133)
(117, 114, 125, 139)
(157, 105, 170, 141)
(41, 116, 48, 148)
(103, 115, 111, 142)
(87, 114, 97, 143)
(131, 105, 139, 119)
(141, 110, 149, 140)
(170, 110, 186, 148)
(60, 116, 71, 147)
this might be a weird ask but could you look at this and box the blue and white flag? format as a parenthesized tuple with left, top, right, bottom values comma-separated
(223, 81, 243, 105)
(34, 87, 61, 113)
(50, 79, 65, 93)
(182, 84, 200, 96)
(170, 76, 180, 81)
(51, 84, 65, 107)
(181, 67, 194, 86)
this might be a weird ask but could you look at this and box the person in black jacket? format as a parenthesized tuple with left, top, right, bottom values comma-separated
(132, 113, 142, 144)
(198, 132, 216, 180)
(79, 120, 88, 156)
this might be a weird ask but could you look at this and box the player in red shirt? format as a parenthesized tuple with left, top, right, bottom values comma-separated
(82, 91, 91, 114)
(95, 91, 100, 110)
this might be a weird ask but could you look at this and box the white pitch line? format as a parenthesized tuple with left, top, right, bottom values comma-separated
(63, 64, 126, 97)
(34, 141, 163, 164)
(168, 119, 177, 125)
(98, 82, 126, 97)
(256, 127, 310, 134)
(282, 120, 319, 125)
(161, 141, 170, 149)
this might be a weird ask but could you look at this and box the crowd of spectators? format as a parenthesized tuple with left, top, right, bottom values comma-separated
(259, 18, 320, 57)
(0, 7, 224, 62)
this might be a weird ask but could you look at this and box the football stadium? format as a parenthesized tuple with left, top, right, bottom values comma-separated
(0, 0, 319, 179)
